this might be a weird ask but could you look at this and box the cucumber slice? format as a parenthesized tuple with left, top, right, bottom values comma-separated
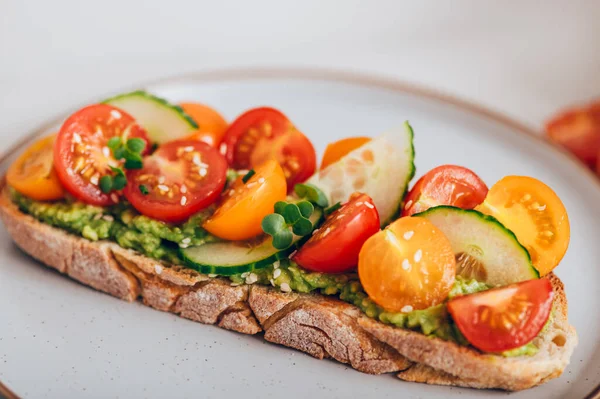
(104, 91, 197, 143)
(180, 207, 322, 275)
(306, 122, 415, 226)
(416, 206, 538, 286)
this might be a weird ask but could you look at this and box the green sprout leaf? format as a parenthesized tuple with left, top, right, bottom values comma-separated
(107, 137, 122, 150)
(109, 166, 125, 177)
(242, 169, 256, 184)
(274, 201, 287, 215)
(292, 218, 313, 236)
(124, 159, 143, 169)
(272, 230, 293, 250)
(297, 201, 314, 218)
(112, 174, 127, 191)
(139, 185, 149, 195)
(282, 203, 301, 224)
(113, 147, 126, 160)
(294, 183, 329, 208)
(324, 202, 342, 216)
(99, 175, 113, 194)
(126, 138, 146, 153)
(261, 213, 287, 236)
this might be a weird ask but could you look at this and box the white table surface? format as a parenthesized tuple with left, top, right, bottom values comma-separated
(1, 0, 599, 148)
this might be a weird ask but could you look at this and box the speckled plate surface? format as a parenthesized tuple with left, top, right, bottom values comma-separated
(0, 69, 598, 399)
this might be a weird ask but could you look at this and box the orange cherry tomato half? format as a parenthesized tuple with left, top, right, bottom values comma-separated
(180, 102, 229, 147)
(359, 217, 456, 312)
(476, 176, 570, 277)
(292, 193, 380, 273)
(203, 159, 287, 241)
(546, 100, 600, 168)
(447, 278, 554, 353)
(124, 140, 227, 223)
(7, 134, 65, 201)
(220, 107, 316, 189)
(54, 104, 150, 206)
(402, 165, 488, 217)
(320, 137, 371, 170)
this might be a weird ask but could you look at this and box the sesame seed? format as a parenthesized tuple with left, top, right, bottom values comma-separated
(245, 273, 258, 284)
(241, 272, 249, 278)
(199, 168, 208, 177)
(270, 279, 275, 286)
(66, 167, 74, 176)
(110, 110, 122, 119)
(154, 264, 163, 275)
(414, 249, 423, 263)
(246, 182, 257, 188)
(192, 154, 202, 165)
(273, 260, 280, 269)
(312, 228, 320, 236)
(402, 259, 411, 270)
(180, 196, 187, 206)
(230, 282, 241, 287)
(336, 214, 344, 220)
(219, 143, 227, 155)
(538, 204, 547, 211)
(93, 213, 102, 221)
(273, 269, 281, 279)
(403, 231, 414, 240)
(355, 201, 363, 207)
(181, 237, 192, 245)
(228, 189, 235, 196)
(237, 169, 249, 176)
(90, 175, 99, 185)
(364, 202, 374, 209)
(289, 250, 297, 258)
(183, 146, 194, 152)
(179, 243, 189, 249)
(401, 305, 413, 313)
(404, 200, 413, 210)
(180, 185, 187, 194)
(280, 283, 292, 293)
(208, 274, 217, 278)
(323, 227, 331, 237)
(110, 193, 119, 203)
(102, 215, 114, 222)
(73, 133, 82, 143)
(102, 147, 110, 157)
(158, 184, 170, 192)
(158, 176, 165, 184)
(258, 177, 265, 184)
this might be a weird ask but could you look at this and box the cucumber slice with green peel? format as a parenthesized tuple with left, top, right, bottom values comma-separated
(416, 206, 538, 286)
(103, 91, 197, 144)
(180, 207, 323, 276)
(306, 122, 415, 226)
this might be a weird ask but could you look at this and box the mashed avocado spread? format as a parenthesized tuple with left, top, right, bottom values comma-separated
(11, 189, 538, 357)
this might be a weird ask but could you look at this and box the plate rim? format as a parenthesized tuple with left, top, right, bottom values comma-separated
(1, 66, 597, 399)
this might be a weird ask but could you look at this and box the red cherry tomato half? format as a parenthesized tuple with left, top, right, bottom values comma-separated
(124, 140, 227, 223)
(447, 278, 554, 353)
(545, 101, 600, 168)
(220, 107, 316, 189)
(54, 104, 150, 206)
(293, 193, 380, 273)
(402, 165, 488, 217)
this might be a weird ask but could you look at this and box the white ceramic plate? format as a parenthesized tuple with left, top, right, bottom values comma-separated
(0, 69, 598, 399)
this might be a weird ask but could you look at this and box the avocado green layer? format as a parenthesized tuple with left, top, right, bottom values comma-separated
(10, 190, 538, 357)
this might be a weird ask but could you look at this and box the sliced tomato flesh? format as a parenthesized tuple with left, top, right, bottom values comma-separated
(402, 165, 488, 217)
(447, 278, 554, 353)
(359, 216, 456, 312)
(54, 104, 150, 206)
(124, 140, 227, 223)
(293, 193, 380, 273)
(221, 107, 316, 189)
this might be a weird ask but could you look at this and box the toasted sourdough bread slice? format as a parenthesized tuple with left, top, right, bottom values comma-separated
(0, 185, 577, 390)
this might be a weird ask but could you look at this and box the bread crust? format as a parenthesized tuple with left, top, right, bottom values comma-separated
(0, 186, 577, 389)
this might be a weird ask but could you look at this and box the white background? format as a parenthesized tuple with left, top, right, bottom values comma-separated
(1, 0, 599, 147)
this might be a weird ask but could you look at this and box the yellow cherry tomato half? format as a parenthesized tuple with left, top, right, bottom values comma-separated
(320, 136, 371, 170)
(358, 216, 456, 312)
(203, 159, 287, 241)
(476, 176, 570, 277)
(180, 102, 229, 147)
(7, 134, 65, 201)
